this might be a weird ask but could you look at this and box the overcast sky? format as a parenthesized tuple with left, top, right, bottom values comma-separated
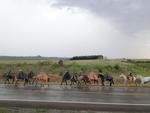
(0, 0, 150, 58)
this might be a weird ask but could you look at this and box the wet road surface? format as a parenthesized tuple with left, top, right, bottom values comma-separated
(0, 84, 150, 104)
(0, 84, 150, 112)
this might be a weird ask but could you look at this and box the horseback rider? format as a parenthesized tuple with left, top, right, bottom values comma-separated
(127, 72, 134, 81)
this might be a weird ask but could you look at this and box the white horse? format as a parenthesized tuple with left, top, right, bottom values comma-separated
(135, 75, 150, 86)
(117, 74, 136, 86)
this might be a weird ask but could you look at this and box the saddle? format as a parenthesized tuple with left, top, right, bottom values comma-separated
(104, 74, 112, 80)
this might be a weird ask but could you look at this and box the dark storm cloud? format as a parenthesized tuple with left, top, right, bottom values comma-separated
(53, 0, 150, 33)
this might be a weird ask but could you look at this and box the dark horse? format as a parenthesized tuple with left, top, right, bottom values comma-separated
(98, 73, 114, 86)
(61, 71, 78, 85)
(3, 70, 16, 84)
(15, 70, 34, 86)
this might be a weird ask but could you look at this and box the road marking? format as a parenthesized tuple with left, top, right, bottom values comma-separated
(0, 99, 150, 106)
(37, 88, 150, 96)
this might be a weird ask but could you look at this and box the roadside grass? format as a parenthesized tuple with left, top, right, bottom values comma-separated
(0, 108, 114, 113)
(0, 58, 150, 80)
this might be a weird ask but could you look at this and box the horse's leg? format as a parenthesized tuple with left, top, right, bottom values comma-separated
(4, 80, 6, 84)
(24, 79, 26, 86)
(89, 80, 91, 85)
(28, 79, 31, 85)
(33, 79, 38, 87)
(4, 78, 8, 84)
(93, 80, 95, 84)
(101, 78, 104, 86)
(61, 79, 64, 85)
(77, 80, 79, 85)
(47, 79, 49, 87)
(24, 79, 28, 86)
(70, 79, 72, 86)
(78, 79, 81, 85)
(110, 80, 112, 86)
(15, 80, 18, 87)
(35, 80, 38, 87)
(72, 78, 75, 85)
(42, 80, 44, 87)
(96, 80, 99, 85)
(6, 79, 9, 84)
(48, 81, 50, 87)
(70, 81, 72, 86)
(12, 78, 15, 84)
(32, 78, 36, 85)
(77, 80, 81, 86)
(65, 80, 67, 85)
(135, 80, 138, 86)
(45, 79, 48, 87)
(124, 79, 127, 86)
(7, 79, 10, 84)
(110, 79, 114, 86)
(94, 80, 96, 85)
(84, 80, 86, 85)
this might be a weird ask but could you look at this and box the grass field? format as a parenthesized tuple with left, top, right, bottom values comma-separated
(0, 57, 150, 79)
(0, 108, 132, 113)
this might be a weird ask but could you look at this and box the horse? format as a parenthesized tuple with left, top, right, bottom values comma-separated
(15, 70, 34, 86)
(77, 72, 99, 85)
(32, 72, 50, 87)
(61, 71, 78, 85)
(117, 74, 136, 86)
(135, 75, 150, 86)
(98, 73, 114, 86)
(3, 70, 16, 84)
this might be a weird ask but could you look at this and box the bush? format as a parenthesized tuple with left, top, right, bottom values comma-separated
(114, 64, 120, 70)
(58, 60, 64, 66)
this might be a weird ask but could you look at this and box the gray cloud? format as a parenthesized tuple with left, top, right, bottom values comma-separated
(0, 0, 150, 58)
(53, 0, 150, 33)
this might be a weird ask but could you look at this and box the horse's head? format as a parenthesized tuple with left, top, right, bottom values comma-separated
(98, 73, 104, 78)
(3, 70, 17, 80)
(3, 72, 8, 80)
(70, 73, 78, 82)
(28, 71, 35, 78)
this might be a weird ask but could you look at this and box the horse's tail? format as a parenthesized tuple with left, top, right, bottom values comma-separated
(135, 75, 143, 85)
(119, 74, 127, 84)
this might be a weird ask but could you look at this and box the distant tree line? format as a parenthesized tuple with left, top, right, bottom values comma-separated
(70, 55, 103, 60)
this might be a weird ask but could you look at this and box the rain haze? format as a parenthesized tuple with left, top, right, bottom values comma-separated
(0, 0, 150, 58)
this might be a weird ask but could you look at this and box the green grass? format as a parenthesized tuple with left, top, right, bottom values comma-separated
(0, 108, 117, 113)
(0, 57, 150, 78)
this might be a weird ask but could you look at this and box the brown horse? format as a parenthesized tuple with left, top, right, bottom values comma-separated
(78, 72, 98, 85)
(32, 72, 50, 86)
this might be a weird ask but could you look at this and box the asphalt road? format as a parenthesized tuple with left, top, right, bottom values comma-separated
(0, 84, 150, 112)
